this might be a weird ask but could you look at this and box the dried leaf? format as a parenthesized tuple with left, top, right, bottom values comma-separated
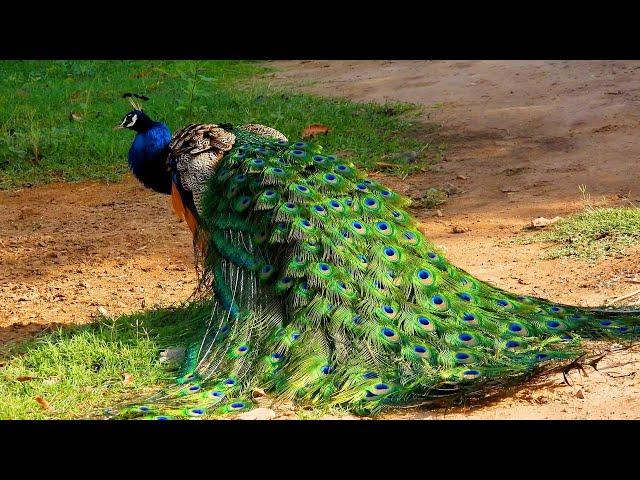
(16, 375, 37, 382)
(251, 388, 266, 398)
(122, 373, 133, 385)
(70, 112, 83, 122)
(34, 396, 53, 411)
(301, 124, 330, 140)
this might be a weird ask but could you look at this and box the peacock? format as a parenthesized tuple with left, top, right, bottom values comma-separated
(111, 97, 640, 419)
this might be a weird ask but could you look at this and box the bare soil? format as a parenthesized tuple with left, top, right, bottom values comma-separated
(2, 60, 640, 419)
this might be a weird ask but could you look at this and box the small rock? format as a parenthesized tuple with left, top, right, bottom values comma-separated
(575, 389, 585, 399)
(456, 174, 469, 180)
(442, 182, 462, 195)
(436, 210, 444, 217)
(501, 186, 520, 193)
(236, 408, 276, 420)
(97, 306, 109, 318)
(529, 216, 562, 229)
(451, 225, 469, 234)
(159, 347, 186, 364)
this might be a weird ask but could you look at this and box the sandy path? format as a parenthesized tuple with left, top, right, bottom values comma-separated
(2, 60, 640, 419)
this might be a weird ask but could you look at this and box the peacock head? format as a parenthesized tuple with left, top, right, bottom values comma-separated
(115, 109, 154, 133)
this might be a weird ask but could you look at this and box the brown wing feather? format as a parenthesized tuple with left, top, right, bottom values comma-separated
(168, 124, 236, 216)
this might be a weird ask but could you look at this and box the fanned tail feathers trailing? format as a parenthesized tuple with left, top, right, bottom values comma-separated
(112, 127, 640, 419)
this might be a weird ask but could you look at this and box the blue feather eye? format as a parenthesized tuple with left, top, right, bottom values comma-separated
(458, 292, 473, 302)
(312, 204, 327, 216)
(208, 390, 225, 399)
(546, 320, 565, 330)
(381, 305, 397, 319)
(223, 378, 236, 387)
(462, 369, 481, 380)
(328, 199, 344, 213)
(496, 299, 513, 309)
(154, 416, 171, 420)
(229, 402, 246, 410)
(455, 352, 474, 364)
(508, 322, 528, 336)
(462, 312, 478, 325)
(431, 295, 449, 311)
(350, 220, 366, 235)
(535, 353, 549, 361)
(362, 196, 381, 212)
(315, 262, 333, 277)
(375, 221, 394, 236)
(291, 149, 306, 158)
(383, 246, 400, 263)
(321, 365, 334, 375)
(381, 327, 400, 342)
(416, 268, 434, 286)
(355, 183, 369, 192)
(312, 155, 325, 164)
(323, 173, 341, 186)
(413, 345, 431, 359)
(458, 333, 477, 346)
(188, 408, 205, 417)
(402, 230, 421, 246)
(417, 315, 436, 332)
(505, 340, 521, 350)
(369, 383, 391, 395)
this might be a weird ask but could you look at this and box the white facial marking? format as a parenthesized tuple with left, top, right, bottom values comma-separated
(125, 114, 138, 128)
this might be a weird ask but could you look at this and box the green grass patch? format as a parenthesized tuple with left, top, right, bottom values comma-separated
(0, 60, 429, 189)
(534, 207, 640, 259)
(0, 302, 212, 419)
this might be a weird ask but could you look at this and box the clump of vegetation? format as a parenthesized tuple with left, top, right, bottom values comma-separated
(412, 187, 447, 209)
(534, 185, 640, 259)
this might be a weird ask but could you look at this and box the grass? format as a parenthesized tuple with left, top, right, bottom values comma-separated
(0, 303, 210, 420)
(0, 60, 430, 190)
(535, 206, 640, 259)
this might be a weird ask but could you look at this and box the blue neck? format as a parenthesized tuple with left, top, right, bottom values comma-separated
(128, 122, 172, 194)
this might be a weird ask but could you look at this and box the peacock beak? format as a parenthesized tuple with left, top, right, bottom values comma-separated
(114, 124, 125, 130)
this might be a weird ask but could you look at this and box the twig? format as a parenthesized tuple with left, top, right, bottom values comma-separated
(609, 288, 640, 304)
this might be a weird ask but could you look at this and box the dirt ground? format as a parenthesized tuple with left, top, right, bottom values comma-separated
(2, 60, 640, 419)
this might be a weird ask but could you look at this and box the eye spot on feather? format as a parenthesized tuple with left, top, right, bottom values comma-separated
(223, 378, 236, 387)
(380, 190, 391, 197)
(294, 142, 306, 148)
(352, 315, 363, 325)
(431, 295, 448, 310)
(321, 365, 334, 375)
(229, 402, 245, 410)
(381, 327, 400, 342)
(154, 416, 171, 420)
(535, 353, 549, 361)
(292, 149, 305, 157)
(413, 345, 430, 359)
(505, 340, 521, 350)
(296, 184, 309, 193)
(462, 313, 477, 324)
(458, 293, 472, 302)
(417, 315, 435, 331)
(462, 369, 481, 380)
(547, 320, 561, 329)
(189, 408, 205, 416)
(455, 352, 472, 363)
(362, 371, 378, 379)
(356, 183, 368, 192)
(600, 320, 613, 327)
